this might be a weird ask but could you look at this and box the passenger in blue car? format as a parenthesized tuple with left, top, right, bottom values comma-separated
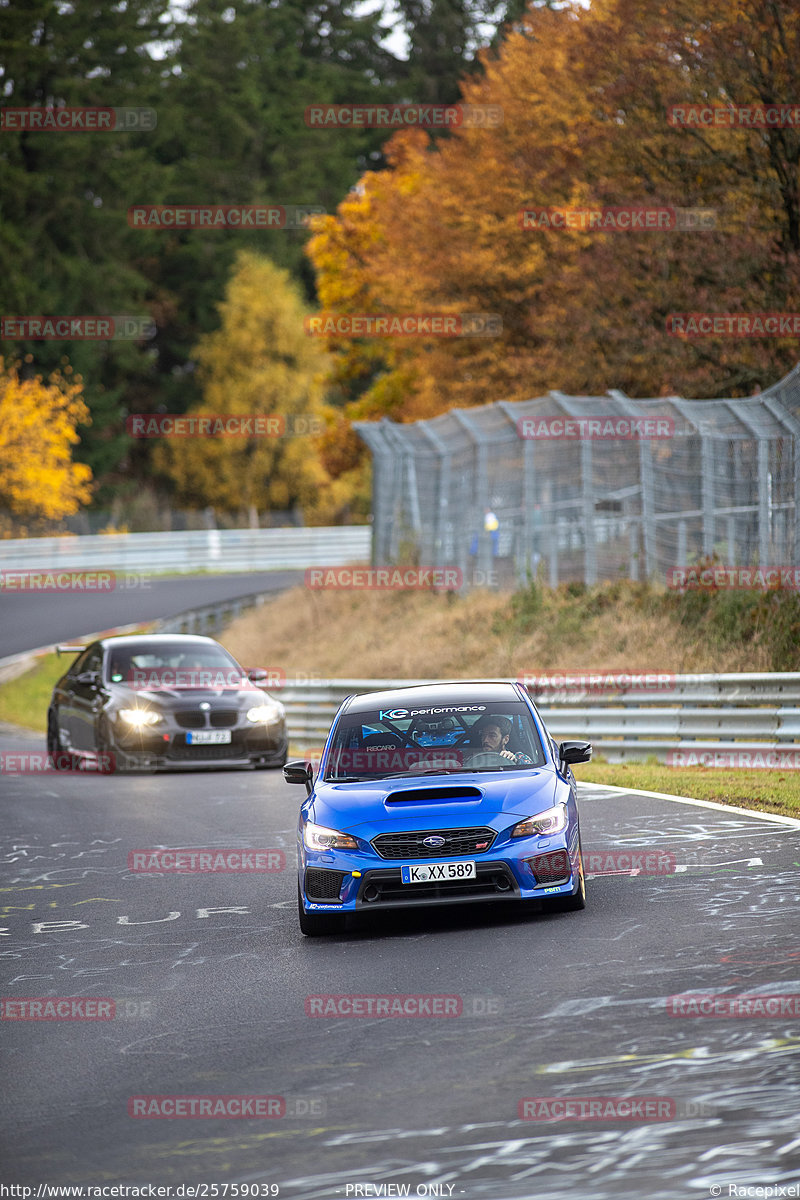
(472, 715, 533, 765)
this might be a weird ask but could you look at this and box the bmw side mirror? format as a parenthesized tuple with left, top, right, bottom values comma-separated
(283, 760, 314, 795)
(76, 670, 100, 688)
(247, 667, 268, 685)
(559, 740, 592, 766)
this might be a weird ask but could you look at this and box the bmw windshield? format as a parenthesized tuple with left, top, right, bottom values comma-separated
(105, 641, 245, 689)
(323, 699, 546, 780)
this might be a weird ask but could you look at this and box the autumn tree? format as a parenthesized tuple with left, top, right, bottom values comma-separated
(307, 0, 800, 477)
(154, 252, 364, 523)
(0, 0, 409, 503)
(393, 0, 530, 103)
(0, 0, 173, 493)
(0, 358, 92, 524)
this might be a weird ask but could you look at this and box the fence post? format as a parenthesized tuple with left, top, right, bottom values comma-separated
(638, 438, 656, 579)
(701, 433, 715, 556)
(499, 400, 534, 584)
(549, 522, 559, 588)
(419, 422, 451, 577)
(629, 521, 639, 581)
(581, 441, 597, 585)
(762, 394, 800, 568)
(758, 438, 770, 566)
(451, 410, 490, 590)
(355, 422, 393, 565)
(522, 437, 536, 582)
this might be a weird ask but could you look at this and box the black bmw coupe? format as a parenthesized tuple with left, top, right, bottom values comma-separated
(46, 633, 287, 772)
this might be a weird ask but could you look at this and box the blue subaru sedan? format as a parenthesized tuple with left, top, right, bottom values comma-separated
(284, 681, 591, 935)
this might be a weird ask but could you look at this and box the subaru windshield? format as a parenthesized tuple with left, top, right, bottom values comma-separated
(323, 700, 545, 780)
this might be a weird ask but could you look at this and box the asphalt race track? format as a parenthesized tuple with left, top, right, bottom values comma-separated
(2, 721, 799, 1198)
(0, 571, 303, 659)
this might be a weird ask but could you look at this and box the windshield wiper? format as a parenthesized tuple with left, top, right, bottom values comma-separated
(462, 765, 536, 772)
(413, 767, 474, 775)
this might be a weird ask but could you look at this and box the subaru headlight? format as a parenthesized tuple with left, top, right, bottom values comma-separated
(118, 708, 161, 728)
(246, 700, 285, 723)
(303, 821, 359, 851)
(511, 803, 569, 838)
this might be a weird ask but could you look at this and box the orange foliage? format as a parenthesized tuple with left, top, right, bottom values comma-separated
(307, 0, 800, 473)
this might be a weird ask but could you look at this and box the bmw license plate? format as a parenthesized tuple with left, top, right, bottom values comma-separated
(401, 861, 476, 884)
(186, 730, 232, 745)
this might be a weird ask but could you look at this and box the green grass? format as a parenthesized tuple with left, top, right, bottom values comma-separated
(0, 654, 67, 733)
(576, 759, 800, 818)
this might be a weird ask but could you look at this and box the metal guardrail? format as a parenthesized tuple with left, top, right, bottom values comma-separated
(156, 591, 279, 636)
(276, 675, 800, 764)
(0, 525, 371, 574)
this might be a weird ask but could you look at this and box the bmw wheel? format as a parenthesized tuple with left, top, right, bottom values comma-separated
(96, 717, 122, 774)
(47, 710, 75, 771)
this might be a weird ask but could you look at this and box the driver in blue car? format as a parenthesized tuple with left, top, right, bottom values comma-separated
(472, 715, 533, 765)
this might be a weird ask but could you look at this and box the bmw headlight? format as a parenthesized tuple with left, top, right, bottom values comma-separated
(118, 708, 161, 728)
(303, 821, 359, 851)
(511, 803, 569, 838)
(246, 701, 285, 724)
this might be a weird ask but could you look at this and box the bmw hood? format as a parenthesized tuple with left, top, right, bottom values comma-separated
(110, 685, 278, 707)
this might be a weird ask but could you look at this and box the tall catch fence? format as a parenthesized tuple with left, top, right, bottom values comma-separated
(355, 363, 800, 588)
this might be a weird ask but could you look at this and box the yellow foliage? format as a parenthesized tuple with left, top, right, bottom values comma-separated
(155, 252, 344, 518)
(0, 358, 92, 519)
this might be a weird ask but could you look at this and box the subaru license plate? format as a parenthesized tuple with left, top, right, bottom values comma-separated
(401, 861, 476, 884)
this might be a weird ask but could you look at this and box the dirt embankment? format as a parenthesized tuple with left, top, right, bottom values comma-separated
(222, 579, 786, 679)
